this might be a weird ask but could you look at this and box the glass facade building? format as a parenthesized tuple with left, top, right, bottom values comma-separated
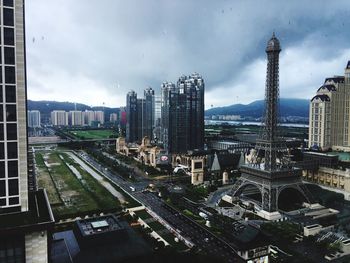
(161, 73, 204, 153)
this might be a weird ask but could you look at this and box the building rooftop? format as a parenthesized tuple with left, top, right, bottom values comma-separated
(324, 76, 345, 84)
(311, 94, 331, 102)
(317, 84, 337, 93)
(76, 215, 124, 237)
(0, 189, 55, 234)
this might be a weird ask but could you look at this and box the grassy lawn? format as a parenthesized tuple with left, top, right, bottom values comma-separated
(68, 129, 118, 139)
(36, 150, 120, 219)
(134, 209, 153, 220)
(60, 153, 119, 209)
(161, 232, 188, 251)
(147, 220, 165, 232)
(36, 152, 62, 205)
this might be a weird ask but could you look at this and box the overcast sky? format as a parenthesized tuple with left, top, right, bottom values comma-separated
(25, 0, 350, 109)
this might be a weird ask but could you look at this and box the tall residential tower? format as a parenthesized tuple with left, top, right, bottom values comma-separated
(161, 73, 205, 153)
(126, 88, 154, 142)
(0, 1, 54, 262)
(308, 62, 350, 150)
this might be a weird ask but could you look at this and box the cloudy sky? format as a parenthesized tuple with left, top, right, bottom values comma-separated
(25, 0, 350, 109)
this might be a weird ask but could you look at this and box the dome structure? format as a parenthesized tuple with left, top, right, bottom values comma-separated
(266, 32, 281, 52)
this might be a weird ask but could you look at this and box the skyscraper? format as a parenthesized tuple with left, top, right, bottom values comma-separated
(153, 94, 162, 141)
(126, 88, 154, 143)
(144, 87, 155, 139)
(161, 73, 205, 153)
(308, 62, 350, 150)
(0, 1, 54, 262)
(126, 90, 138, 142)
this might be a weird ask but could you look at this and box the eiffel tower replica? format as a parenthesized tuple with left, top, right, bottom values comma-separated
(231, 33, 315, 219)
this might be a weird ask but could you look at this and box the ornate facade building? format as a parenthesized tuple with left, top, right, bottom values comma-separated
(308, 62, 350, 150)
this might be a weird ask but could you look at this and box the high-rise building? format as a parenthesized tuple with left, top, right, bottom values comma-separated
(83, 110, 95, 126)
(136, 98, 145, 140)
(94, 110, 105, 125)
(119, 107, 127, 129)
(161, 73, 205, 153)
(308, 62, 350, 150)
(27, 110, 41, 128)
(153, 95, 162, 141)
(126, 88, 154, 143)
(110, 113, 118, 123)
(144, 87, 155, 139)
(69, 110, 83, 126)
(51, 110, 68, 126)
(126, 90, 138, 142)
(154, 95, 162, 126)
(0, 1, 54, 262)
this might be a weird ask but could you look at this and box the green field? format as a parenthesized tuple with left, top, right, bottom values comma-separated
(69, 129, 118, 139)
(35, 150, 120, 219)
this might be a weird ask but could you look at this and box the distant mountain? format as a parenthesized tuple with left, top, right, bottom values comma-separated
(27, 100, 120, 122)
(205, 98, 309, 118)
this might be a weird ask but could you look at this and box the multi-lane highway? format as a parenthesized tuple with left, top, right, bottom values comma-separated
(77, 150, 239, 262)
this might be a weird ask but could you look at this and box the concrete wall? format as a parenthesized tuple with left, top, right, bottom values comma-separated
(25, 230, 48, 263)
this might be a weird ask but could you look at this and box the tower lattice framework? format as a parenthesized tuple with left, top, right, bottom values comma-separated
(231, 33, 315, 213)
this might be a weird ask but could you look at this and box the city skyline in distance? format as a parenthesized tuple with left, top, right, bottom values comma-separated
(26, 0, 350, 108)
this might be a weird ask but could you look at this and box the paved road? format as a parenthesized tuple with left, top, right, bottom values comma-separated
(134, 191, 237, 262)
(78, 150, 238, 262)
(206, 185, 234, 207)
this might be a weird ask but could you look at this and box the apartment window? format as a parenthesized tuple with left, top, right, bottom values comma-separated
(0, 143, 4, 159)
(5, 67, 15, 84)
(8, 161, 17, 177)
(7, 142, 17, 159)
(6, 104, 16, 121)
(3, 8, 14, 26)
(4, 47, 15, 65)
(0, 198, 5, 206)
(0, 66, 2, 83)
(5, 86, 16, 102)
(0, 162, 4, 178)
(3, 8, 14, 27)
(6, 123, 16, 140)
(4, 28, 14, 46)
(3, 0, 14, 7)
(0, 86, 2, 102)
(8, 179, 18, 196)
(9, 197, 19, 205)
(0, 181, 5, 197)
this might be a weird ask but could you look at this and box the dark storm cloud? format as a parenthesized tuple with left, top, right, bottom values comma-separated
(25, 0, 350, 108)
